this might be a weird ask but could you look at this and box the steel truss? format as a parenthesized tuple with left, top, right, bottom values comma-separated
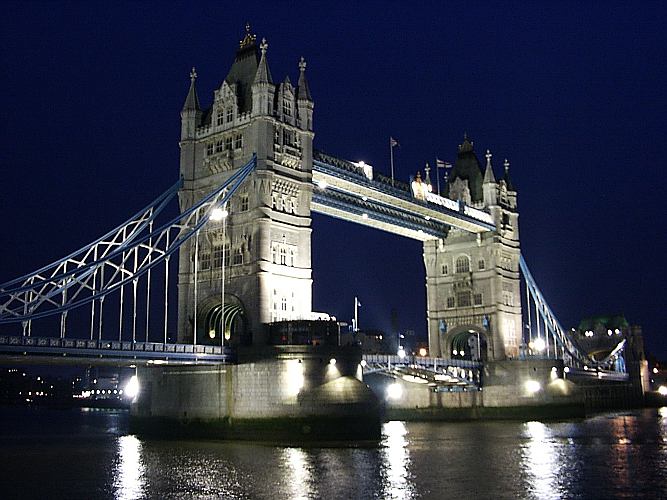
(0, 156, 257, 339)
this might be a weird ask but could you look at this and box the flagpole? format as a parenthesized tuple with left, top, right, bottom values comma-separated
(354, 296, 359, 332)
(390, 139, 395, 186)
(436, 159, 441, 196)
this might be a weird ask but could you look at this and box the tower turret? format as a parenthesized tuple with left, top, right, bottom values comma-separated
(296, 57, 314, 133)
(482, 149, 497, 207)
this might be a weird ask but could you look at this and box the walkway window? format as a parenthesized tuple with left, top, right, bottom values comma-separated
(456, 256, 470, 273)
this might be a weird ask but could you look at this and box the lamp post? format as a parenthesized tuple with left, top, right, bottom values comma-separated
(209, 204, 228, 346)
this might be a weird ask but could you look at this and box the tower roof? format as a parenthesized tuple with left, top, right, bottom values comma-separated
(445, 134, 484, 202)
(224, 24, 261, 113)
(182, 67, 201, 112)
(297, 57, 312, 101)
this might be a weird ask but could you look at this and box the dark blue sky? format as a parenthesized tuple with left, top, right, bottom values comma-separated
(1, 2, 665, 357)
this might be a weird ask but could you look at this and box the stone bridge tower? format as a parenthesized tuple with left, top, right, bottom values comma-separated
(423, 136, 521, 360)
(177, 27, 314, 345)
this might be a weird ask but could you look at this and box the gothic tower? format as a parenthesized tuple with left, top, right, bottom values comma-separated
(423, 136, 521, 360)
(177, 27, 314, 345)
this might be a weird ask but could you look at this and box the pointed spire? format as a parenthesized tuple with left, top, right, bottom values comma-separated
(503, 159, 515, 191)
(484, 149, 496, 183)
(253, 38, 272, 84)
(424, 162, 432, 188)
(297, 56, 313, 101)
(182, 67, 200, 112)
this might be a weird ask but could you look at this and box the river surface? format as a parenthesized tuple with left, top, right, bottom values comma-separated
(0, 407, 666, 499)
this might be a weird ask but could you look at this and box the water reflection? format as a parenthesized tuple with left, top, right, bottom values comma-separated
(521, 421, 563, 500)
(282, 447, 313, 500)
(382, 421, 414, 499)
(114, 435, 145, 500)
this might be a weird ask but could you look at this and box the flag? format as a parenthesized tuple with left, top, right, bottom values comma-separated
(390, 137, 399, 148)
(436, 158, 451, 169)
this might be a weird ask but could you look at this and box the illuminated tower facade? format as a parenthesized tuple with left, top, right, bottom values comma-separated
(423, 136, 522, 360)
(177, 27, 314, 345)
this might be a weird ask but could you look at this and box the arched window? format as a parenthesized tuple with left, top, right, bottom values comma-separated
(455, 256, 470, 273)
(233, 248, 243, 266)
(280, 247, 287, 265)
(283, 99, 292, 116)
(478, 259, 485, 271)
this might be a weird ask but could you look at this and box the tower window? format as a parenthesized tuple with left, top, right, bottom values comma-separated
(212, 245, 223, 268)
(234, 134, 243, 149)
(206, 143, 214, 156)
(215, 140, 223, 153)
(457, 291, 472, 308)
(442, 264, 449, 275)
(216, 110, 224, 126)
(474, 293, 483, 306)
(226, 107, 233, 122)
(224, 243, 230, 267)
(225, 136, 233, 151)
(446, 297, 455, 309)
(281, 297, 288, 311)
(240, 194, 249, 212)
(455, 256, 470, 274)
(200, 252, 210, 271)
(233, 248, 243, 266)
(289, 248, 295, 267)
(478, 259, 485, 271)
(283, 99, 292, 116)
(280, 247, 287, 266)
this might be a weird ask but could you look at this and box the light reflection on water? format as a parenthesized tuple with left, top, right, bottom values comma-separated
(521, 421, 563, 500)
(1, 407, 666, 499)
(114, 435, 145, 500)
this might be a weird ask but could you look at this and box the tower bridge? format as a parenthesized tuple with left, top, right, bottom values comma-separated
(0, 27, 644, 437)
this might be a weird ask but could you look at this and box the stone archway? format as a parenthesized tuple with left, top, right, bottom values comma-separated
(197, 294, 249, 346)
(446, 326, 489, 361)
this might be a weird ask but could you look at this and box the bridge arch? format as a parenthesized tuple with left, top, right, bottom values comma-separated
(445, 325, 489, 361)
(196, 294, 249, 346)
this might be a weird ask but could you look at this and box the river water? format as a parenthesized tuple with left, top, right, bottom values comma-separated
(0, 407, 665, 499)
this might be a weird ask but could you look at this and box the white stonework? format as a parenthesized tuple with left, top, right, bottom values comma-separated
(177, 31, 314, 345)
(424, 147, 521, 361)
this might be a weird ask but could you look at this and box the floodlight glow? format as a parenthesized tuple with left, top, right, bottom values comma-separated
(386, 382, 403, 400)
(532, 338, 546, 352)
(525, 380, 541, 394)
(397, 348, 406, 359)
(360, 359, 367, 367)
(329, 358, 336, 365)
(124, 376, 140, 400)
(419, 348, 427, 357)
(210, 207, 228, 221)
(658, 386, 667, 396)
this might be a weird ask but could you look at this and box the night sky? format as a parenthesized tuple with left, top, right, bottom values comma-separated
(1, 2, 665, 358)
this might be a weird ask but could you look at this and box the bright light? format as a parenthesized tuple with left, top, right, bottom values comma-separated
(210, 207, 228, 221)
(286, 359, 304, 396)
(386, 382, 403, 400)
(329, 358, 336, 365)
(658, 386, 667, 396)
(453, 350, 458, 356)
(653, 367, 659, 374)
(397, 348, 406, 359)
(124, 375, 140, 400)
(533, 338, 546, 352)
(316, 179, 328, 189)
(360, 359, 367, 367)
(564, 367, 570, 373)
(525, 380, 541, 394)
(208, 329, 216, 339)
(361, 213, 368, 219)
(419, 348, 427, 357)
(607, 329, 613, 336)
